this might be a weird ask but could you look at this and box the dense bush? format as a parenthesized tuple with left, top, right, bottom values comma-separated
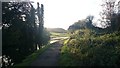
(60, 29, 120, 66)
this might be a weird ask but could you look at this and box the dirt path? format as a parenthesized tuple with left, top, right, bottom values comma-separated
(31, 42, 62, 66)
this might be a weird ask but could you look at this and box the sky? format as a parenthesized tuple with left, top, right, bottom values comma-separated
(31, 0, 102, 30)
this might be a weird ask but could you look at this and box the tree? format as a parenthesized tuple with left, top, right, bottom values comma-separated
(2, 2, 35, 66)
(36, 2, 44, 49)
(2, 2, 50, 67)
(116, 1, 120, 31)
(99, 0, 120, 32)
(86, 15, 94, 29)
(68, 15, 95, 33)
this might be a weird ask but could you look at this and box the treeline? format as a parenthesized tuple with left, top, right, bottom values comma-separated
(2, 2, 50, 67)
(60, 0, 120, 66)
(68, 0, 120, 33)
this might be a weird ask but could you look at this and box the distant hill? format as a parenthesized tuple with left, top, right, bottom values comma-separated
(47, 28, 67, 33)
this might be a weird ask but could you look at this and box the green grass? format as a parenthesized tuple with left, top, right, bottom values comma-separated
(59, 40, 77, 66)
(50, 32, 68, 38)
(13, 44, 52, 67)
(59, 45, 77, 66)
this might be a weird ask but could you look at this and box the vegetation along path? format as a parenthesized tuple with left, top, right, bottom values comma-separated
(31, 42, 62, 66)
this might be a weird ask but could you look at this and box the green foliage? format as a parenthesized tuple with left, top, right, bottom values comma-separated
(59, 45, 77, 66)
(99, 0, 120, 32)
(68, 15, 95, 33)
(68, 19, 86, 32)
(60, 28, 120, 66)
(42, 28, 50, 45)
(2, 2, 50, 67)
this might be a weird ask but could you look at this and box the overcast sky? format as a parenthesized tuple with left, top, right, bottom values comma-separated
(31, 0, 102, 29)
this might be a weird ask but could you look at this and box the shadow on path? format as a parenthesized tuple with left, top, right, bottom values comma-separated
(31, 42, 62, 66)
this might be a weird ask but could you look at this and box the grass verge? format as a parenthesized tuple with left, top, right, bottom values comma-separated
(58, 40, 77, 66)
(13, 44, 52, 67)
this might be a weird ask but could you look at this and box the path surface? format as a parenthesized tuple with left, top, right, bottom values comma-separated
(31, 42, 62, 66)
